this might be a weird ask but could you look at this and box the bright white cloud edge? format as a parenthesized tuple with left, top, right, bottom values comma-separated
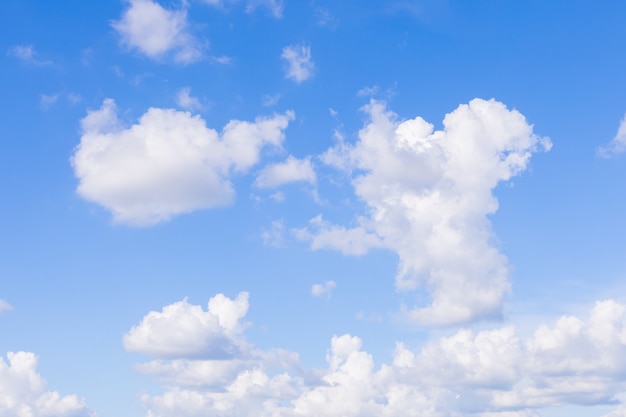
(71, 99, 294, 226)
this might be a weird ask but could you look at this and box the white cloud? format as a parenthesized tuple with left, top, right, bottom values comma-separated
(135, 298, 626, 417)
(71, 99, 294, 225)
(176, 87, 203, 111)
(304, 98, 551, 325)
(40, 93, 59, 109)
(262, 93, 281, 107)
(112, 0, 202, 64)
(0, 300, 12, 314)
(0, 351, 94, 417)
(311, 280, 336, 298)
(246, 0, 284, 18)
(261, 219, 286, 247)
(124, 293, 250, 359)
(598, 114, 626, 157)
(7, 44, 54, 66)
(281, 44, 315, 83)
(254, 156, 316, 188)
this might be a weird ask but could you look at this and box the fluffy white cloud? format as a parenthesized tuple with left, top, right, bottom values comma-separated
(311, 280, 336, 297)
(254, 156, 316, 188)
(281, 44, 315, 83)
(0, 300, 12, 315)
(71, 99, 294, 225)
(304, 98, 551, 325)
(112, 0, 202, 64)
(135, 298, 626, 417)
(124, 293, 250, 359)
(175, 87, 203, 111)
(598, 114, 626, 157)
(0, 351, 94, 417)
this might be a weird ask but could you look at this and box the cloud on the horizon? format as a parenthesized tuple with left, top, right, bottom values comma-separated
(133, 295, 626, 417)
(281, 44, 315, 83)
(71, 99, 294, 225)
(299, 98, 551, 325)
(0, 351, 94, 417)
(598, 114, 626, 157)
(112, 0, 203, 64)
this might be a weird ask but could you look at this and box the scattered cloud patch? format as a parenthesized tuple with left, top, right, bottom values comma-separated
(306, 98, 551, 325)
(262, 93, 281, 107)
(71, 99, 294, 225)
(0, 351, 94, 417)
(7, 44, 53, 66)
(281, 44, 315, 83)
(356, 85, 380, 97)
(0, 300, 12, 315)
(254, 156, 316, 188)
(176, 87, 204, 111)
(261, 219, 287, 247)
(311, 280, 336, 298)
(112, 0, 203, 64)
(246, 0, 284, 18)
(598, 114, 626, 157)
(40, 94, 59, 109)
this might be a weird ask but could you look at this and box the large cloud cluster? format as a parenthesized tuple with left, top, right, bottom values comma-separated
(300, 98, 552, 325)
(72, 99, 294, 225)
(132, 295, 626, 417)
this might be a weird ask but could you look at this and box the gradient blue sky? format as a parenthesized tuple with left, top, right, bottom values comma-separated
(1, 1, 626, 417)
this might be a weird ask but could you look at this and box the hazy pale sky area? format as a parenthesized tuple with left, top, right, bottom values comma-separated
(2, 1, 626, 416)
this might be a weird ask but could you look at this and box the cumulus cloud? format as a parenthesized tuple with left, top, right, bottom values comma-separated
(311, 280, 336, 298)
(254, 156, 316, 188)
(598, 113, 626, 157)
(136, 298, 626, 417)
(176, 87, 203, 111)
(0, 299, 12, 314)
(281, 44, 315, 83)
(71, 99, 294, 225)
(112, 0, 202, 64)
(300, 98, 551, 325)
(0, 351, 94, 417)
(124, 293, 250, 359)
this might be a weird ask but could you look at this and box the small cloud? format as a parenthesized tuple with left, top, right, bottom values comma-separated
(210, 55, 233, 65)
(314, 6, 338, 29)
(281, 44, 315, 83)
(355, 311, 383, 323)
(7, 44, 53, 66)
(262, 93, 281, 107)
(0, 300, 12, 315)
(247, 0, 284, 18)
(598, 114, 626, 158)
(112, 0, 203, 64)
(254, 156, 316, 189)
(357, 85, 380, 97)
(270, 191, 285, 202)
(261, 219, 286, 247)
(40, 94, 59, 109)
(329, 108, 338, 117)
(176, 87, 204, 111)
(311, 280, 336, 298)
(67, 93, 82, 105)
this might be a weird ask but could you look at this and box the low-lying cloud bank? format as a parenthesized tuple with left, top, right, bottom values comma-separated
(128, 294, 626, 417)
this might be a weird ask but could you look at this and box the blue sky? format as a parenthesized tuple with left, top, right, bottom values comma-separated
(1, 1, 626, 416)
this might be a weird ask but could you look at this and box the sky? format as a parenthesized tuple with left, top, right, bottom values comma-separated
(1, 1, 626, 416)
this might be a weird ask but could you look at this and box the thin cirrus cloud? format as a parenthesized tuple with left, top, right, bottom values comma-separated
(7, 44, 54, 66)
(0, 352, 94, 417)
(281, 44, 315, 83)
(254, 155, 316, 188)
(71, 99, 294, 226)
(0, 299, 12, 314)
(112, 0, 203, 64)
(132, 294, 626, 417)
(299, 98, 552, 326)
(598, 113, 626, 157)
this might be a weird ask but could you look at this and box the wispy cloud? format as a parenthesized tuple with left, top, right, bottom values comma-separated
(598, 113, 626, 157)
(281, 44, 315, 83)
(7, 45, 54, 66)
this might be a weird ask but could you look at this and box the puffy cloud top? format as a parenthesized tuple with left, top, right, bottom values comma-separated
(72, 99, 294, 225)
(310, 98, 551, 325)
